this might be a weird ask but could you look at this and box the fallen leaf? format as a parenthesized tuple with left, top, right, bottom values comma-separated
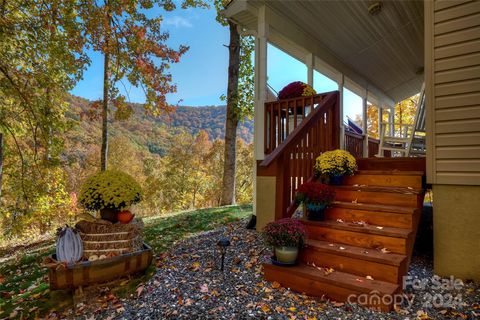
(324, 267, 334, 276)
(136, 285, 144, 297)
(394, 304, 409, 315)
(200, 283, 209, 293)
(416, 310, 431, 319)
(271, 281, 281, 289)
(288, 306, 297, 312)
(260, 304, 271, 313)
(190, 262, 201, 271)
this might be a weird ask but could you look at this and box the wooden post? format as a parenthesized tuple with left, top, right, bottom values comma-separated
(306, 53, 314, 87)
(362, 89, 369, 157)
(253, 5, 269, 222)
(337, 73, 345, 150)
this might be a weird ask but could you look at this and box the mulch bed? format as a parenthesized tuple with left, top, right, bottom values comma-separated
(61, 220, 478, 319)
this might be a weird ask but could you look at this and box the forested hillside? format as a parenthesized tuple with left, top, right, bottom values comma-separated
(67, 95, 253, 153)
(0, 96, 254, 243)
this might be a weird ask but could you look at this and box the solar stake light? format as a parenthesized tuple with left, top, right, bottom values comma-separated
(217, 238, 231, 272)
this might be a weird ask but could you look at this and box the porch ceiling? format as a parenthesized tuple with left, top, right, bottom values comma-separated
(227, 0, 424, 103)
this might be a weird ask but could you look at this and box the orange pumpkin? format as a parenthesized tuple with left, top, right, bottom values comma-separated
(117, 210, 134, 224)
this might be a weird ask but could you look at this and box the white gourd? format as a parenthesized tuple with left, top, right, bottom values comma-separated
(56, 226, 83, 263)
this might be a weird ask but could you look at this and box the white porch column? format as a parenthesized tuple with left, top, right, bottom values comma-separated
(389, 107, 395, 136)
(378, 102, 383, 137)
(254, 5, 268, 161)
(362, 88, 369, 157)
(337, 73, 345, 149)
(306, 53, 314, 87)
(253, 5, 269, 222)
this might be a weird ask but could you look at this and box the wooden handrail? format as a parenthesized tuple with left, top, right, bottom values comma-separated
(261, 92, 339, 167)
(263, 92, 333, 155)
(259, 91, 340, 220)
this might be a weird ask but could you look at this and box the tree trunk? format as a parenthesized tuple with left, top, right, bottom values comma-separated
(221, 21, 240, 206)
(100, 50, 110, 171)
(0, 132, 3, 200)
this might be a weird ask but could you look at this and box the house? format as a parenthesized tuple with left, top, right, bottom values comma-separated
(225, 0, 480, 310)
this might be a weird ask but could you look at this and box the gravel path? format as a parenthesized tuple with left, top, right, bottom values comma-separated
(76, 220, 478, 320)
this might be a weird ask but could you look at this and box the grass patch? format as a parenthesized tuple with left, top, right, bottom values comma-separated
(0, 205, 252, 319)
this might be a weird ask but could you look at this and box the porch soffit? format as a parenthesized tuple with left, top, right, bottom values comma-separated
(225, 0, 425, 103)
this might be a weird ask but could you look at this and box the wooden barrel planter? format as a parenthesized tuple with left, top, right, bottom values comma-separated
(45, 243, 153, 290)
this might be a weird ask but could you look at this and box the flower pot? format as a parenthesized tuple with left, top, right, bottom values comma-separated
(306, 203, 327, 221)
(117, 210, 134, 224)
(329, 175, 344, 185)
(99, 208, 119, 223)
(274, 246, 299, 264)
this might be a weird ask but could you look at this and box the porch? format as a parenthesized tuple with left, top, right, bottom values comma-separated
(226, 0, 480, 310)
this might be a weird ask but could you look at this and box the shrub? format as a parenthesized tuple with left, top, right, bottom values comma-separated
(295, 182, 335, 206)
(78, 170, 143, 211)
(262, 218, 307, 248)
(314, 149, 357, 176)
(278, 81, 316, 100)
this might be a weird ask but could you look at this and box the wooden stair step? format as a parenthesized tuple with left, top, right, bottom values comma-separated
(356, 157, 426, 172)
(303, 220, 412, 254)
(343, 170, 423, 189)
(263, 263, 399, 311)
(326, 201, 418, 229)
(331, 201, 417, 214)
(305, 220, 411, 238)
(333, 185, 423, 207)
(303, 239, 406, 266)
(299, 239, 408, 283)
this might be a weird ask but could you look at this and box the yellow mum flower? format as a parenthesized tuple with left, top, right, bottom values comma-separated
(314, 150, 357, 176)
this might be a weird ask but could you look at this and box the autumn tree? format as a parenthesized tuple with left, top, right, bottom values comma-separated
(214, 0, 254, 205)
(78, 0, 206, 171)
(0, 0, 88, 235)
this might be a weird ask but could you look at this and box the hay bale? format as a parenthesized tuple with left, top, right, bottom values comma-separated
(75, 219, 144, 258)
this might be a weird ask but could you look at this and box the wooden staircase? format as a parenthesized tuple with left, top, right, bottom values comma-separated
(263, 158, 426, 312)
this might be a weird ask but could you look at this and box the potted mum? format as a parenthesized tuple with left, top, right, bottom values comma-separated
(278, 81, 316, 100)
(314, 150, 357, 185)
(78, 170, 143, 223)
(263, 218, 306, 265)
(295, 182, 335, 221)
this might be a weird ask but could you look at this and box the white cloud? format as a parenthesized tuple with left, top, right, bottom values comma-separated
(163, 16, 193, 28)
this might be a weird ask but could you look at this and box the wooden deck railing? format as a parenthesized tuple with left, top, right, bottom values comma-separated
(345, 133, 387, 158)
(345, 131, 364, 158)
(260, 92, 340, 220)
(264, 93, 331, 155)
(368, 137, 380, 157)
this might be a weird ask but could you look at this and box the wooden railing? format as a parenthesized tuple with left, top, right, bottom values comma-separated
(368, 137, 380, 157)
(345, 131, 364, 158)
(260, 92, 340, 220)
(344, 133, 388, 158)
(264, 93, 331, 155)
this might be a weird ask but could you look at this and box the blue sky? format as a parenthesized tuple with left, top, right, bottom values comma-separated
(71, 5, 363, 122)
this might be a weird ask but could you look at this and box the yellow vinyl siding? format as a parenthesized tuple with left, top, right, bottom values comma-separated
(426, 0, 480, 185)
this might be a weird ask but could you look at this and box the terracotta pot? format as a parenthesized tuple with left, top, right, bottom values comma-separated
(117, 210, 134, 224)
